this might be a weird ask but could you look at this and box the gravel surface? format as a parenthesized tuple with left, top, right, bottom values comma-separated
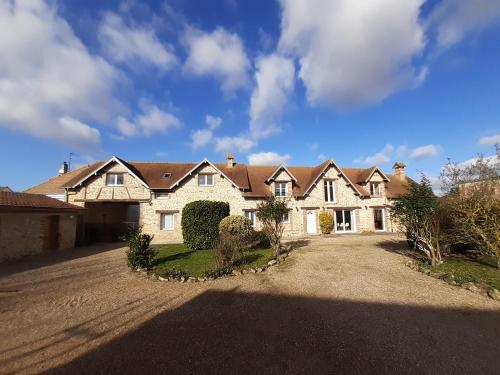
(0, 234, 499, 374)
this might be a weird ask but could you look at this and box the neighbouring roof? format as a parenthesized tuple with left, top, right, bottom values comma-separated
(0, 192, 85, 212)
(0, 186, 13, 192)
(25, 156, 409, 199)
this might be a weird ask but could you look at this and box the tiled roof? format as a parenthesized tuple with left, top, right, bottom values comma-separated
(0, 192, 85, 211)
(0, 186, 12, 192)
(24, 162, 105, 194)
(26, 157, 409, 199)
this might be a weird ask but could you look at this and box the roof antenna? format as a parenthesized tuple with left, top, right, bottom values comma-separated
(68, 152, 75, 171)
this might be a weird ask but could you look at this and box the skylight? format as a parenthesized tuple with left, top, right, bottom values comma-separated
(163, 173, 172, 179)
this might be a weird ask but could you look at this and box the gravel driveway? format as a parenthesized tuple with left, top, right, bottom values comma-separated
(1, 234, 499, 374)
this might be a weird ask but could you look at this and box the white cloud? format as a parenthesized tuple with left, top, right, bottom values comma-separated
(137, 105, 181, 136)
(215, 136, 256, 153)
(479, 134, 500, 146)
(205, 115, 222, 130)
(116, 116, 138, 137)
(250, 53, 295, 139)
(191, 129, 213, 149)
(248, 152, 291, 166)
(115, 104, 181, 138)
(428, 0, 500, 48)
(355, 144, 395, 166)
(99, 12, 177, 70)
(317, 153, 327, 160)
(278, 0, 427, 107)
(258, 27, 274, 50)
(410, 144, 440, 160)
(0, 0, 118, 151)
(183, 26, 250, 96)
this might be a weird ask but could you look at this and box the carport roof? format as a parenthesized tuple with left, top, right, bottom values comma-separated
(0, 192, 85, 212)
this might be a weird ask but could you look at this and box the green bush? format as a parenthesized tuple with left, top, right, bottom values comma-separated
(319, 211, 334, 234)
(123, 226, 157, 270)
(251, 230, 271, 248)
(181, 200, 230, 250)
(216, 215, 254, 267)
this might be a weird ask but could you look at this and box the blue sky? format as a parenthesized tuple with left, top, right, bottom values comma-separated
(1, 0, 499, 192)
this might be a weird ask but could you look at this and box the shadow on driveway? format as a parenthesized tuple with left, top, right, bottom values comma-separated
(0, 242, 125, 279)
(44, 290, 499, 375)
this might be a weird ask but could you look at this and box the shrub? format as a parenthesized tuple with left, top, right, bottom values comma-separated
(216, 215, 254, 267)
(251, 230, 271, 249)
(319, 211, 334, 234)
(202, 267, 233, 279)
(181, 200, 230, 250)
(123, 226, 157, 270)
(256, 197, 289, 256)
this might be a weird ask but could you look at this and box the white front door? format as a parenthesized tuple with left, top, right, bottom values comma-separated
(306, 210, 317, 234)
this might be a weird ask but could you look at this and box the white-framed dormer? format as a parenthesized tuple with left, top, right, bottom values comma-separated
(274, 181, 288, 197)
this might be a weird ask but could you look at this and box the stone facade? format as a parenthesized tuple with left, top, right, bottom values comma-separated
(64, 160, 399, 244)
(0, 212, 77, 262)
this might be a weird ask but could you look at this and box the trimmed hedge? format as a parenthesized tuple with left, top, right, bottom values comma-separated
(181, 200, 230, 250)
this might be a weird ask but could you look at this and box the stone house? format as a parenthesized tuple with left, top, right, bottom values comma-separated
(25, 154, 409, 243)
(0, 192, 85, 262)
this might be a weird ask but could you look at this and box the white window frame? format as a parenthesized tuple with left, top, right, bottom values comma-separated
(373, 208, 386, 231)
(106, 173, 124, 186)
(324, 180, 336, 203)
(155, 192, 169, 199)
(370, 182, 381, 197)
(282, 212, 290, 224)
(161, 213, 175, 230)
(275, 182, 288, 197)
(334, 210, 357, 233)
(198, 174, 214, 187)
(245, 211, 257, 228)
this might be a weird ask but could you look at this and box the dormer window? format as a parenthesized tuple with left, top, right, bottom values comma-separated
(275, 182, 288, 197)
(198, 174, 214, 187)
(370, 182, 381, 197)
(106, 173, 124, 186)
(163, 173, 172, 179)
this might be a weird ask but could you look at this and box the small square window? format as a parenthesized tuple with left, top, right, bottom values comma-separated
(275, 182, 287, 197)
(106, 173, 124, 186)
(155, 192, 169, 199)
(282, 212, 290, 223)
(161, 213, 174, 230)
(198, 174, 214, 186)
(163, 173, 172, 179)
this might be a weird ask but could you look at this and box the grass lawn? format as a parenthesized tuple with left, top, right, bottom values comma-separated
(153, 244, 273, 277)
(420, 255, 500, 290)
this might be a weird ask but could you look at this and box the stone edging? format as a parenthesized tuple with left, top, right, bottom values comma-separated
(405, 260, 500, 302)
(134, 251, 290, 283)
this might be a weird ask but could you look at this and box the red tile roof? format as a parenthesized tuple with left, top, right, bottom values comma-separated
(0, 192, 85, 211)
(25, 157, 409, 199)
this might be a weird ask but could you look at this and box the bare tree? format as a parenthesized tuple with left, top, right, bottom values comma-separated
(256, 197, 289, 257)
(440, 146, 500, 270)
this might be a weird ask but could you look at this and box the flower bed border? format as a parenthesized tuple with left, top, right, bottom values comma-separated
(134, 251, 290, 283)
(405, 259, 500, 301)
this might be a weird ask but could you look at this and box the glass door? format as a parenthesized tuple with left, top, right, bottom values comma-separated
(335, 210, 355, 232)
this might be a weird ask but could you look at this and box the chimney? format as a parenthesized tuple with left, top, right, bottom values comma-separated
(226, 152, 235, 168)
(58, 162, 69, 175)
(392, 162, 406, 180)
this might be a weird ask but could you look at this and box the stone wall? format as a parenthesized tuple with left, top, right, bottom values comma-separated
(0, 212, 77, 263)
(65, 161, 400, 244)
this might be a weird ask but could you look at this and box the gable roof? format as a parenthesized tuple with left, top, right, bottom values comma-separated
(0, 186, 13, 192)
(63, 156, 149, 189)
(266, 165, 298, 183)
(0, 192, 84, 212)
(26, 156, 409, 199)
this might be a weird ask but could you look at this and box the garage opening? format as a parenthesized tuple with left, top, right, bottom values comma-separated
(84, 202, 139, 242)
